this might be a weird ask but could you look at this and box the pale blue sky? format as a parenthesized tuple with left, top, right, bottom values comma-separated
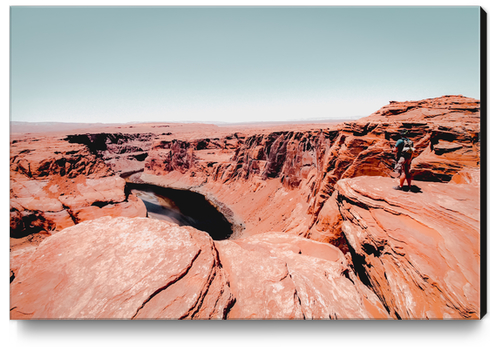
(10, 6, 481, 124)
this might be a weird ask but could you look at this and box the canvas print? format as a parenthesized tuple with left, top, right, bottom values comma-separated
(9, 6, 482, 320)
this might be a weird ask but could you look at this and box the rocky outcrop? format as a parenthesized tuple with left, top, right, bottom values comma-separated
(9, 95, 481, 320)
(10, 216, 390, 319)
(410, 134, 480, 182)
(10, 217, 234, 319)
(66, 132, 159, 175)
(10, 137, 113, 179)
(13, 175, 478, 320)
(308, 96, 479, 215)
(10, 173, 146, 239)
(357, 95, 480, 183)
(9, 136, 147, 243)
(332, 176, 480, 319)
(366, 95, 480, 122)
(216, 232, 389, 319)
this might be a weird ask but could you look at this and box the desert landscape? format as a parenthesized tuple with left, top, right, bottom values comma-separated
(9, 94, 481, 320)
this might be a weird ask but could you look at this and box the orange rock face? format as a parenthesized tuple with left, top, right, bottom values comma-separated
(64, 132, 159, 176)
(10, 95, 481, 319)
(216, 232, 389, 319)
(10, 217, 388, 320)
(9, 136, 147, 258)
(335, 176, 480, 319)
(10, 217, 234, 319)
(10, 137, 113, 179)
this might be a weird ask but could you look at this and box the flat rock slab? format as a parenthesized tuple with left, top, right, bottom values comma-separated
(11, 216, 390, 320)
(216, 232, 389, 319)
(10, 217, 233, 319)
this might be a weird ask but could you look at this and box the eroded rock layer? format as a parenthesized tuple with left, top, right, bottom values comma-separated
(9, 136, 147, 261)
(65, 132, 158, 175)
(11, 216, 389, 320)
(10, 217, 234, 319)
(335, 176, 480, 319)
(141, 95, 479, 241)
(10, 95, 481, 319)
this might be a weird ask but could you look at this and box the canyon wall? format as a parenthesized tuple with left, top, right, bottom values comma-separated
(10, 95, 481, 319)
(141, 95, 480, 241)
(10, 136, 147, 242)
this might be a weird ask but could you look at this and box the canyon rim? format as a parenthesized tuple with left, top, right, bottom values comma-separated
(9, 95, 482, 320)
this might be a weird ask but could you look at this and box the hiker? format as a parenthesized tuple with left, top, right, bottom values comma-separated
(392, 130, 415, 191)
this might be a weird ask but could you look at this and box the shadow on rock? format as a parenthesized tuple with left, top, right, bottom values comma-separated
(409, 185, 423, 193)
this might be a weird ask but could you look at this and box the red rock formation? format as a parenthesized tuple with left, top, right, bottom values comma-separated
(10, 171, 146, 238)
(10, 216, 390, 319)
(450, 167, 480, 186)
(10, 217, 234, 319)
(10, 245, 37, 283)
(65, 132, 159, 176)
(9, 136, 147, 263)
(216, 232, 389, 319)
(307, 191, 348, 253)
(10, 137, 113, 179)
(10, 95, 481, 320)
(334, 176, 480, 319)
(142, 95, 479, 238)
(366, 95, 480, 122)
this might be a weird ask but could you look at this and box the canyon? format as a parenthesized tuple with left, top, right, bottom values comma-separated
(10, 95, 481, 319)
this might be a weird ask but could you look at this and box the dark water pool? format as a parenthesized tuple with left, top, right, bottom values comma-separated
(126, 182, 234, 240)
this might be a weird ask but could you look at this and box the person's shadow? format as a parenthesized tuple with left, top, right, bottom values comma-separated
(408, 185, 422, 193)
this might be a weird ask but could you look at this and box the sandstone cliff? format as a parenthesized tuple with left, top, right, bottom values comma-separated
(10, 136, 147, 243)
(141, 95, 479, 241)
(10, 95, 481, 319)
(10, 216, 388, 319)
(65, 132, 159, 176)
(11, 172, 480, 319)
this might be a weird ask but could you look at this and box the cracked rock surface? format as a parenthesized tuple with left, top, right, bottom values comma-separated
(10, 95, 481, 319)
(216, 232, 389, 319)
(11, 216, 391, 319)
(10, 217, 234, 319)
(335, 176, 480, 319)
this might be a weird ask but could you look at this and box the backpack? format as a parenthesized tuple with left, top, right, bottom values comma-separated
(401, 138, 415, 158)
